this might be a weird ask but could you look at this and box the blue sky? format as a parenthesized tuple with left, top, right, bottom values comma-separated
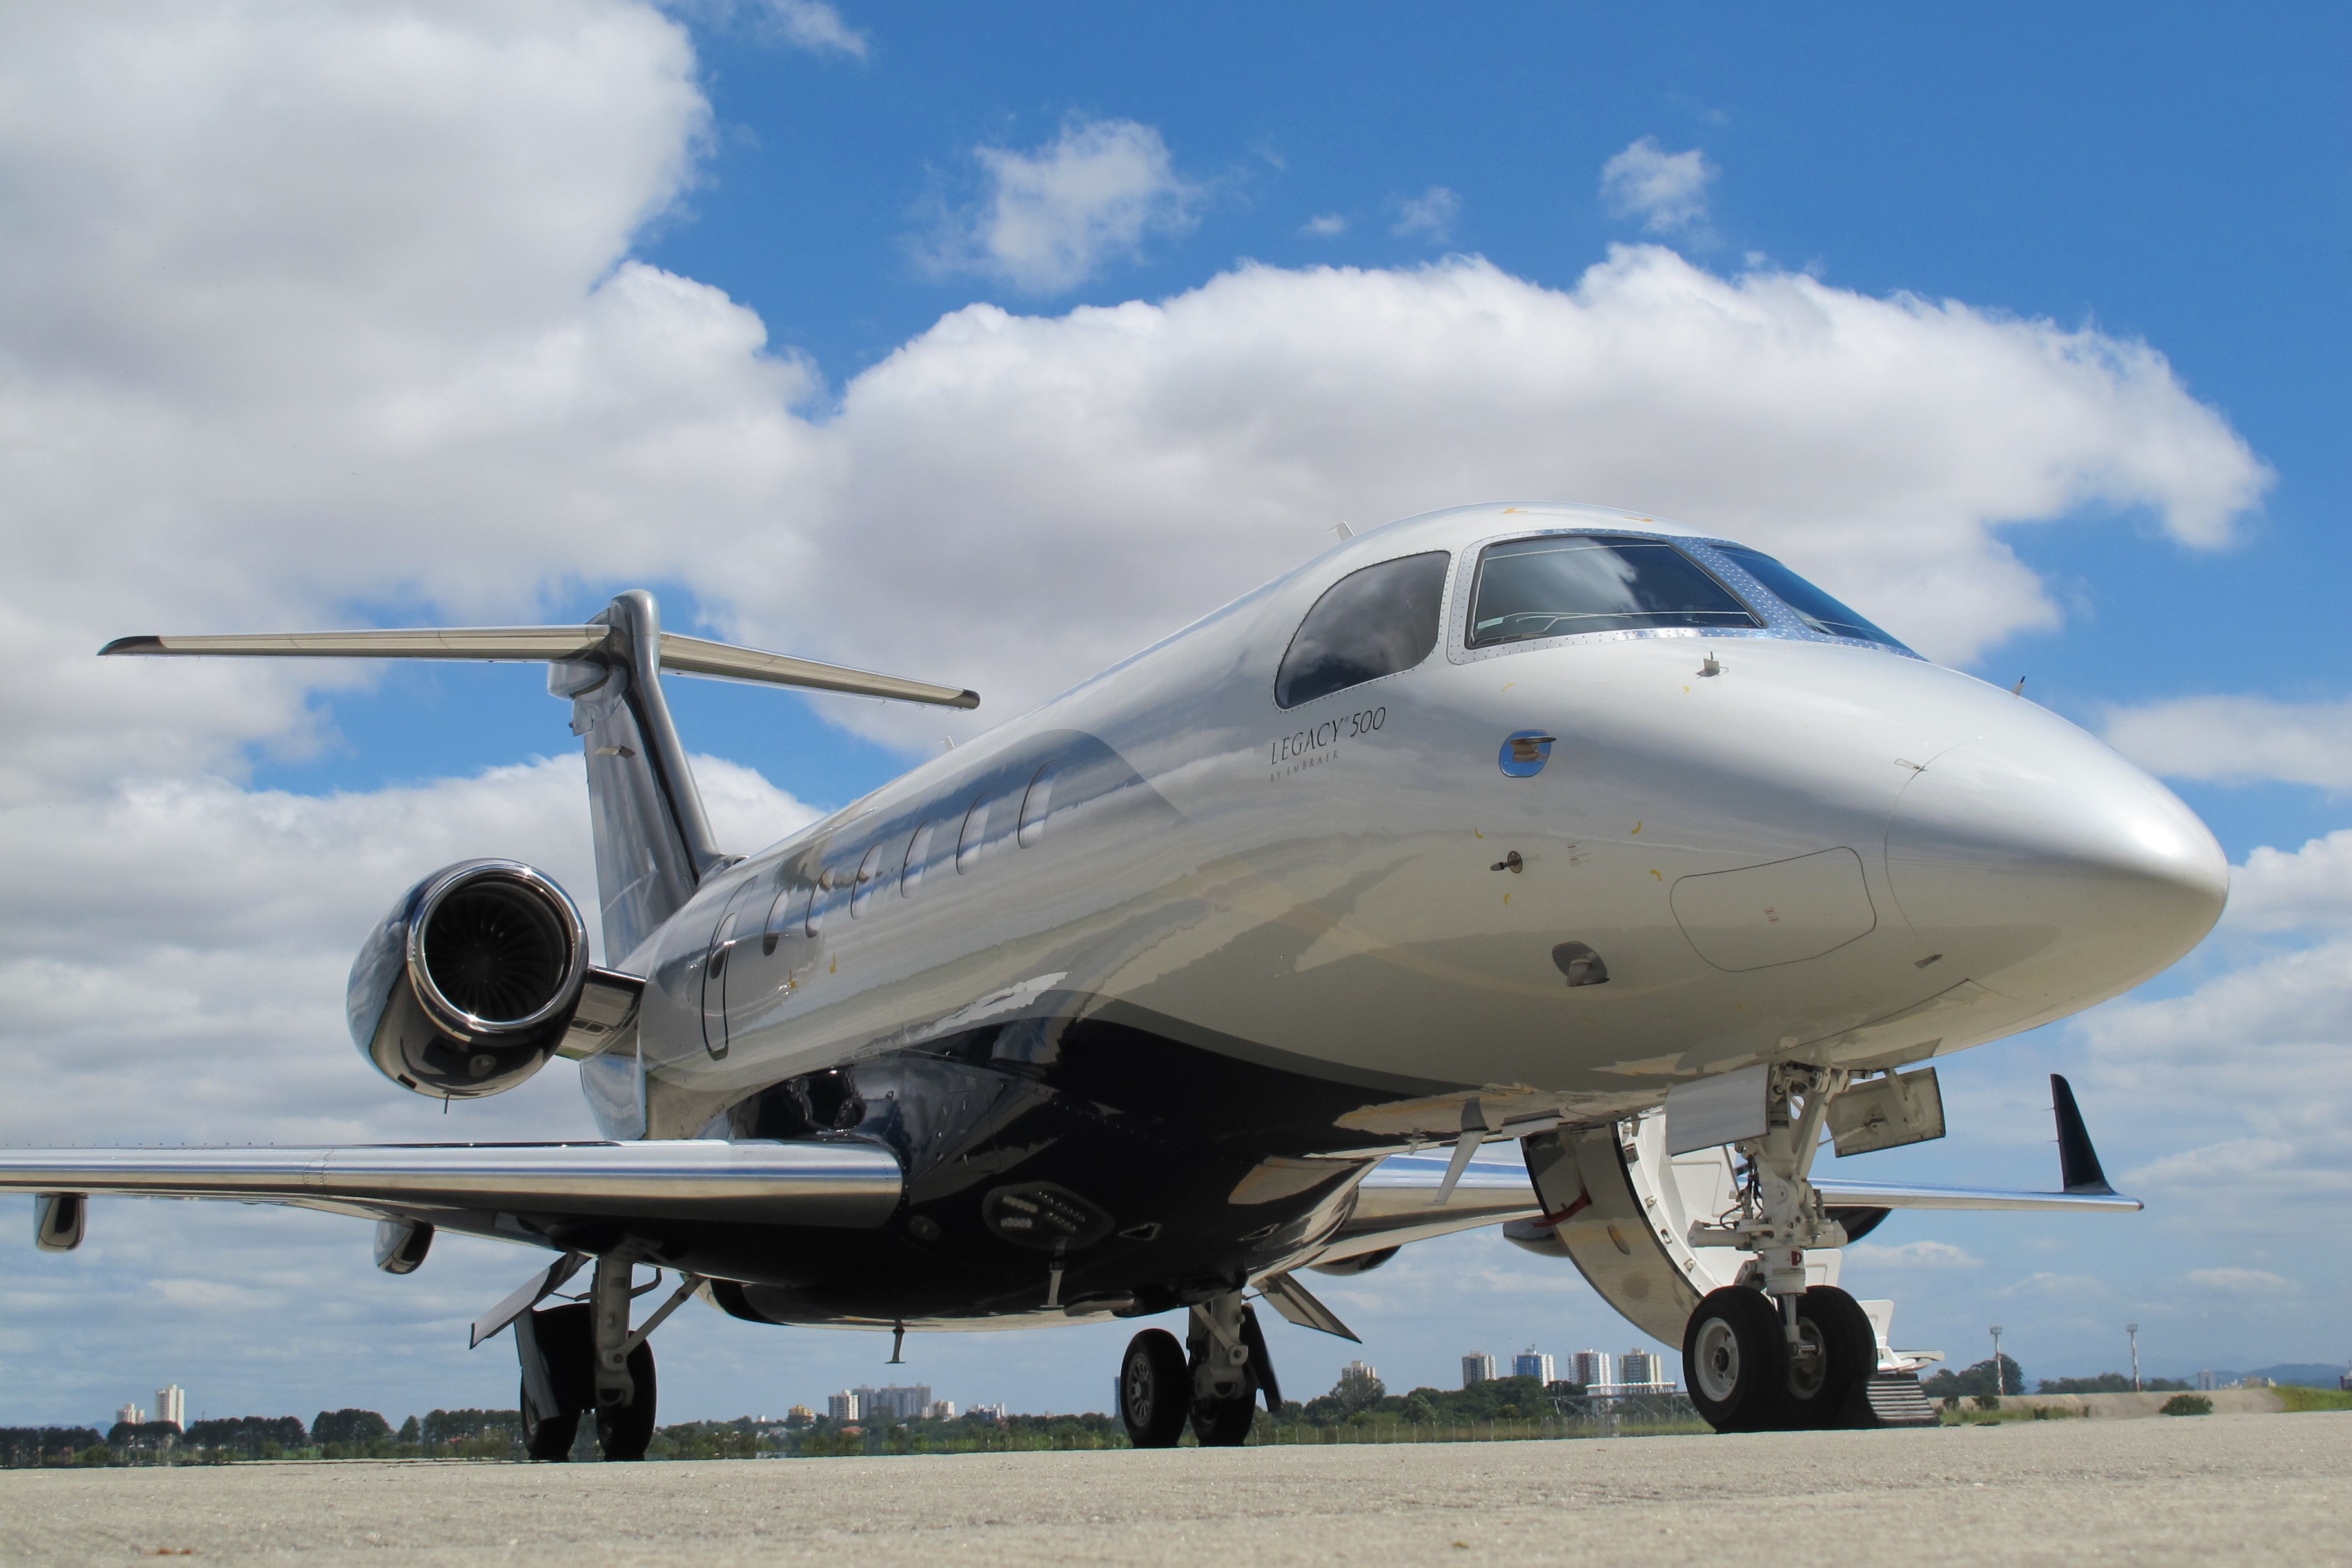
(1, 1, 2346, 1429)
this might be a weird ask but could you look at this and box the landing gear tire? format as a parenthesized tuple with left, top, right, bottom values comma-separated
(520, 1377, 580, 1462)
(518, 1302, 593, 1462)
(593, 1338, 658, 1462)
(1683, 1286, 1790, 1433)
(1190, 1386, 1257, 1447)
(1785, 1285, 1877, 1429)
(1118, 1328, 1191, 1449)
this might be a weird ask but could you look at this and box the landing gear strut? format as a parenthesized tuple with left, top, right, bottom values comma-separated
(1118, 1293, 1279, 1449)
(1682, 1064, 1879, 1433)
(513, 1255, 698, 1460)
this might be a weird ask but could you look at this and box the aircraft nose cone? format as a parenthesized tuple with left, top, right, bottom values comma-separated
(1885, 733, 2228, 1009)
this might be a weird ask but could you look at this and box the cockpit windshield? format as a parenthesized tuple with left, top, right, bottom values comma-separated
(1467, 534, 1760, 648)
(1712, 546, 1906, 649)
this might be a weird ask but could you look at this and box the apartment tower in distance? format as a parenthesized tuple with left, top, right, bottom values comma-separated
(1462, 1352, 1496, 1387)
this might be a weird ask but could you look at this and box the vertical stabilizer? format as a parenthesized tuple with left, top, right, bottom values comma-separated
(553, 592, 725, 961)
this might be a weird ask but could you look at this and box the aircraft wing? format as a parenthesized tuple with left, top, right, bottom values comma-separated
(1308, 1150, 1544, 1265)
(0, 1138, 903, 1242)
(1320, 1079, 2139, 1264)
(1810, 1177, 2139, 1212)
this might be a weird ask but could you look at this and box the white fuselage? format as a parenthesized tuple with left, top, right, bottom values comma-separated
(612, 503, 2227, 1149)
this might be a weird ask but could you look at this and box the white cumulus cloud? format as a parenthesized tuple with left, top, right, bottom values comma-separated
(1845, 1240, 1983, 1269)
(1601, 137, 1716, 236)
(1388, 185, 1460, 240)
(921, 117, 1199, 294)
(663, 0, 868, 55)
(0, 0, 2294, 1418)
(2104, 694, 2352, 789)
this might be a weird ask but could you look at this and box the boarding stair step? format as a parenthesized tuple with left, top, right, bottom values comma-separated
(1859, 1371, 1939, 1427)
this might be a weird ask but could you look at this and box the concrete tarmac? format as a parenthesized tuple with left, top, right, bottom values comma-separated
(3, 1411, 2344, 1566)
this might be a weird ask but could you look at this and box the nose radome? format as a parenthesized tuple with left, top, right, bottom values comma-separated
(1885, 733, 2228, 1010)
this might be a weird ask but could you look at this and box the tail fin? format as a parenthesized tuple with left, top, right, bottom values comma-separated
(103, 591, 978, 959)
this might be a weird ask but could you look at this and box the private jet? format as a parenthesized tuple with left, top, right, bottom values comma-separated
(1, 502, 2225, 1453)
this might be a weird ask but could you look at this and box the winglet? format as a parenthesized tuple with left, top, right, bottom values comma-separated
(2051, 1073, 2114, 1195)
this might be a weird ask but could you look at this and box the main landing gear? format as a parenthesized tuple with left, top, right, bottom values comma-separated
(1118, 1293, 1280, 1448)
(514, 1255, 699, 1461)
(1683, 1064, 1882, 1433)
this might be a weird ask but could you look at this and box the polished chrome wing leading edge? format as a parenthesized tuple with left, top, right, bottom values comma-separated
(0, 1139, 903, 1228)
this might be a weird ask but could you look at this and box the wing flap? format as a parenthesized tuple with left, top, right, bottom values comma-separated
(0, 1139, 902, 1228)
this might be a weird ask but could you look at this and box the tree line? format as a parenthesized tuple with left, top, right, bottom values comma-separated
(1, 1408, 528, 1466)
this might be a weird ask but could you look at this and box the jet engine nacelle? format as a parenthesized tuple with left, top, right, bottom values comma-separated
(347, 859, 590, 1099)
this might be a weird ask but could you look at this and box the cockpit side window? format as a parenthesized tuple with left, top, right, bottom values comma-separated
(1275, 551, 1451, 709)
(1712, 545, 1907, 650)
(1467, 535, 1758, 648)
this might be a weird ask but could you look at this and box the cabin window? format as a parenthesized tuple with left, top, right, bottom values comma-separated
(1275, 551, 1451, 709)
(1017, 764, 1057, 847)
(956, 795, 994, 874)
(902, 819, 937, 897)
(1712, 545, 1907, 649)
(1467, 535, 1759, 648)
(761, 874, 803, 955)
(849, 842, 887, 919)
(804, 867, 833, 937)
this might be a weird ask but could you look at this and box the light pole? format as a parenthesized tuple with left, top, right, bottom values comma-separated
(1990, 1325, 2005, 1396)
(2128, 1324, 2141, 1393)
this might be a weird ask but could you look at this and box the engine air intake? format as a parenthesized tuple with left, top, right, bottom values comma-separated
(419, 876, 576, 1028)
(348, 859, 589, 1099)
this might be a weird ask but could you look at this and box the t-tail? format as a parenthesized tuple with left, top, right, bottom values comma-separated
(103, 592, 977, 961)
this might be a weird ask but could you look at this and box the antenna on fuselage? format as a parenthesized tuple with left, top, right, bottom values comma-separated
(1330, 522, 1355, 541)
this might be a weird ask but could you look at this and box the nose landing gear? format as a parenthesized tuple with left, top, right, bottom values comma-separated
(1683, 1064, 1883, 1433)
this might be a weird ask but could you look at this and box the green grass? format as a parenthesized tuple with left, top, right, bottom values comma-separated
(2276, 1386, 2352, 1413)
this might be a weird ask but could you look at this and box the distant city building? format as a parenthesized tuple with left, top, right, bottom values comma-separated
(116, 1402, 146, 1427)
(785, 1406, 816, 1427)
(1337, 1360, 1382, 1402)
(2196, 1371, 2219, 1391)
(1462, 1353, 1496, 1387)
(925, 1400, 957, 1420)
(155, 1386, 186, 1429)
(1618, 1351, 1663, 1387)
(852, 1384, 933, 1421)
(1513, 1349, 1555, 1384)
(827, 1391, 860, 1422)
(967, 1403, 1008, 1422)
(1570, 1350, 1611, 1387)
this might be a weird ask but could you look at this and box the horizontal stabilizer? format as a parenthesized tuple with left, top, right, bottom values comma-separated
(101, 625, 979, 710)
(0, 1138, 903, 1229)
